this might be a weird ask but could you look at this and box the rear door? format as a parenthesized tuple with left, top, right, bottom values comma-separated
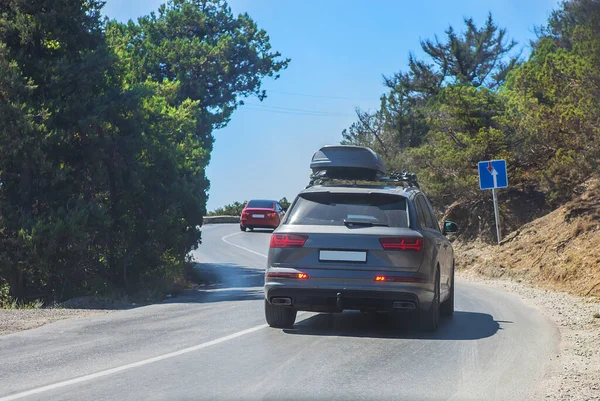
(422, 195, 452, 292)
(271, 191, 426, 279)
(414, 194, 449, 292)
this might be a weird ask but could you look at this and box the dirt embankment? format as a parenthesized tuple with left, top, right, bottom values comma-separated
(455, 178, 600, 298)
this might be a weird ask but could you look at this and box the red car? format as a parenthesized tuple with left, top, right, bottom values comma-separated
(240, 200, 286, 231)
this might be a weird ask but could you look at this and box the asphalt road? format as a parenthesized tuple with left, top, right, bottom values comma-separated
(0, 224, 559, 401)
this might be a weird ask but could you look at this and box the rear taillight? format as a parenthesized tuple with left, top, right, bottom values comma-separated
(379, 237, 423, 251)
(270, 234, 308, 248)
(373, 275, 426, 283)
(266, 272, 309, 279)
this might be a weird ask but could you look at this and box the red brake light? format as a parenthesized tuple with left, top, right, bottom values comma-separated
(270, 234, 308, 248)
(379, 237, 423, 251)
(375, 276, 386, 282)
(266, 272, 309, 279)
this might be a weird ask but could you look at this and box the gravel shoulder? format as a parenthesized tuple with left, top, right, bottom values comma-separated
(0, 295, 137, 336)
(0, 308, 110, 336)
(459, 271, 600, 401)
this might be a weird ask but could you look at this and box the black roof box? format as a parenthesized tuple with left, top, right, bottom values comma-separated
(310, 145, 386, 180)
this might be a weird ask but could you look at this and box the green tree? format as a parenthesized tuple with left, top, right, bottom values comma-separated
(102, 0, 288, 294)
(343, 14, 519, 170)
(407, 85, 511, 200)
(417, 13, 520, 90)
(0, 0, 118, 300)
(209, 201, 247, 216)
(504, 33, 600, 201)
(538, 0, 600, 49)
(0, 0, 288, 301)
(342, 4, 600, 242)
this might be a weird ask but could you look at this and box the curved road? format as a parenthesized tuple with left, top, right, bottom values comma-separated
(0, 224, 558, 401)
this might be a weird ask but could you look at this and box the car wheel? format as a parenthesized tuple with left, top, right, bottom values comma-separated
(240, 224, 246, 232)
(264, 300, 297, 329)
(248, 227, 254, 231)
(441, 265, 454, 317)
(421, 268, 440, 332)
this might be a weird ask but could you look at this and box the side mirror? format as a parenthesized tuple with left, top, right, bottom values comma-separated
(443, 221, 459, 235)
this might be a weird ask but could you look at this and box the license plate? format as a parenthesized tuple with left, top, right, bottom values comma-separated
(319, 250, 367, 262)
(253, 214, 265, 219)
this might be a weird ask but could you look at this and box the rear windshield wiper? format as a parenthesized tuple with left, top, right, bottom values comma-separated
(343, 220, 389, 227)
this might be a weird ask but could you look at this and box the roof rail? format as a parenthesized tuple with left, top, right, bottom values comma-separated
(306, 169, 419, 189)
(385, 170, 420, 188)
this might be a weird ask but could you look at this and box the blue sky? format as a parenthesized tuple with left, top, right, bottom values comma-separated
(103, 0, 560, 211)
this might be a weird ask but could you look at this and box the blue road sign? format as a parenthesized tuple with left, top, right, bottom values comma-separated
(478, 159, 508, 190)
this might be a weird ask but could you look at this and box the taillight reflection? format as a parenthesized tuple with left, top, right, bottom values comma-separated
(373, 275, 425, 283)
(379, 237, 423, 251)
(266, 272, 309, 279)
(270, 234, 308, 248)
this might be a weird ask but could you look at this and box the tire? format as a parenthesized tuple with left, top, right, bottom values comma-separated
(265, 300, 297, 329)
(240, 224, 246, 232)
(248, 226, 254, 232)
(441, 265, 455, 317)
(420, 268, 440, 332)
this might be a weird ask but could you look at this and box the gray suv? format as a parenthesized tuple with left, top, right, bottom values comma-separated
(263, 145, 458, 331)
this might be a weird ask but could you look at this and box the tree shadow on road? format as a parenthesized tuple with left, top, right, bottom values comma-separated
(283, 310, 508, 341)
(190, 262, 265, 288)
(166, 262, 265, 304)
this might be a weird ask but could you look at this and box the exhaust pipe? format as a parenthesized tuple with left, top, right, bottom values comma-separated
(393, 301, 416, 310)
(271, 297, 292, 306)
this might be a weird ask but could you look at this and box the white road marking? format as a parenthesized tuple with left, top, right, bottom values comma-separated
(0, 312, 311, 401)
(221, 232, 268, 258)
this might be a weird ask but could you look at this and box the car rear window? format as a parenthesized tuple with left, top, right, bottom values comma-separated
(247, 200, 275, 209)
(285, 193, 408, 227)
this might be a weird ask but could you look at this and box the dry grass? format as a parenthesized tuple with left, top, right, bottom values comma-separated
(455, 178, 600, 298)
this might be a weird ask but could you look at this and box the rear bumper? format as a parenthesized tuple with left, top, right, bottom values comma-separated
(241, 217, 278, 228)
(265, 283, 433, 313)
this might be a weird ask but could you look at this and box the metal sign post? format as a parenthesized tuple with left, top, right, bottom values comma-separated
(478, 160, 508, 245)
(492, 188, 501, 244)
